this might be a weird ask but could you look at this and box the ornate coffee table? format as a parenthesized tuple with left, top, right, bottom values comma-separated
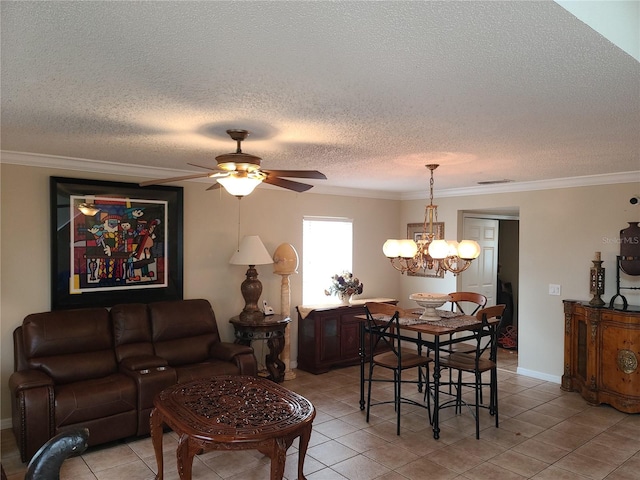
(150, 375, 315, 480)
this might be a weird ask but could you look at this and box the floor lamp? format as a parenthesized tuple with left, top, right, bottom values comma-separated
(273, 243, 299, 380)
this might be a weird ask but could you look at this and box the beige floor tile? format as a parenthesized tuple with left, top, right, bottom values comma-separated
(462, 461, 527, 480)
(3, 358, 640, 480)
(331, 454, 391, 480)
(306, 467, 348, 479)
(308, 439, 359, 467)
(511, 438, 571, 464)
(530, 465, 592, 479)
(394, 456, 459, 480)
(489, 449, 549, 477)
(552, 451, 617, 480)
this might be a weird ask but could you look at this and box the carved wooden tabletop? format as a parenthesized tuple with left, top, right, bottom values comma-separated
(151, 375, 315, 480)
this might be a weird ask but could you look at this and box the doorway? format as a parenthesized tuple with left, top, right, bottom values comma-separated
(459, 211, 519, 351)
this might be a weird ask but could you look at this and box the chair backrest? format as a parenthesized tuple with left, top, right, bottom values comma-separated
(476, 304, 506, 325)
(448, 292, 487, 315)
(473, 304, 506, 359)
(364, 302, 403, 360)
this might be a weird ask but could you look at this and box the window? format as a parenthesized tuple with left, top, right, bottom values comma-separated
(302, 217, 353, 305)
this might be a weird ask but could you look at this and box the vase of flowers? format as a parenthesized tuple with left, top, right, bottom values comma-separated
(325, 271, 364, 305)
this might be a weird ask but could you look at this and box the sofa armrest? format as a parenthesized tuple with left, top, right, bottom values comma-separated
(9, 370, 55, 463)
(9, 370, 54, 393)
(210, 341, 254, 362)
(119, 355, 168, 372)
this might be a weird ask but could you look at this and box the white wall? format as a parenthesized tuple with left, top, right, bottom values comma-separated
(2, 162, 638, 425)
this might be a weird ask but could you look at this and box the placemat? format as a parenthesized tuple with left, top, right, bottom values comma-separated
(398, 309, 477, 327)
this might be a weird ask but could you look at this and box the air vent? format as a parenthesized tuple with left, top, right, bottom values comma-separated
(477, 179, 514, 185)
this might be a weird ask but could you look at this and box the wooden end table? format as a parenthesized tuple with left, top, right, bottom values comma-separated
(150, 375, 315, 480)
(229, 314, 291, 382)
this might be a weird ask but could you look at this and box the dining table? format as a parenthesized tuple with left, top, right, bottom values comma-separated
(357, 308, 499, 439)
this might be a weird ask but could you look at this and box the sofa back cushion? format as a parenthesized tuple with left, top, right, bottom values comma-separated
(22, 308, 116, 384)
(149, 299, 220, 366)
(111, 303, 154, 362)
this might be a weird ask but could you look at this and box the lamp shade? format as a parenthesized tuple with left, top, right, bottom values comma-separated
(383, 239, 418, 258)
(457, 240, 481, 259)
(217, 175, 262, 197)
(428, 239, 450, 259)
(229, 235, 273, 265)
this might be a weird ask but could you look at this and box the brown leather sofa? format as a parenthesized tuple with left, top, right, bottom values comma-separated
(9, 299, 257, 462)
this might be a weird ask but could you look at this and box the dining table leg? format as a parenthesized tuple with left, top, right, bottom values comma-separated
(432, 336, 441, 439)
(359, 320, 365, 410)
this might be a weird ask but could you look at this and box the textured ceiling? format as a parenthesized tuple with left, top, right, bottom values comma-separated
(1, 1, 638, 196)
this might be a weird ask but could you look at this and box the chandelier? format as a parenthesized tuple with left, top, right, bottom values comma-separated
(382, 164, 481, 275)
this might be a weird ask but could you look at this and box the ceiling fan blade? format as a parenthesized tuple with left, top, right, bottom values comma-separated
(206, 182, 223, 191)
(263, 176, 314, 193)
(264, 169, 326, 179)
(187, 162, 221, 171)
(139, 172, 214, 187)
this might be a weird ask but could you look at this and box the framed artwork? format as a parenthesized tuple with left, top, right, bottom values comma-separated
(407, 222, 445, 278)
(51, 177, 184, 309)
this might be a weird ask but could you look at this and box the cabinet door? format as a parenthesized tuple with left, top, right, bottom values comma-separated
(319, 312, 341, 363)
(340, 315, 361, 361)
(600, 314, 640, 399)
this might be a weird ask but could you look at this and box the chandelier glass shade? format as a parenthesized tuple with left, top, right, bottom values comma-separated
(383, 164, 481, 275)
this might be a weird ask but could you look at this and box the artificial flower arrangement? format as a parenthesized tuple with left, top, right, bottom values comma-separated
(324, 271, 364, 298)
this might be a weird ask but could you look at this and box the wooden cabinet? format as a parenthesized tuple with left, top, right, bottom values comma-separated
(562, 300, 640, 413)
(296, 300, 396, 374)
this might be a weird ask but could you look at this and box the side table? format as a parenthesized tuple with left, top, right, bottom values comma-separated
(230, 314, 291, 382)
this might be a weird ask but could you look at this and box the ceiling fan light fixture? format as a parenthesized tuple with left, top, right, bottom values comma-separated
(217, 173, 263, 197)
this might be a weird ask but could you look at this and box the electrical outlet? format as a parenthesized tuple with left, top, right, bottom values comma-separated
(549, 284, 561, 296)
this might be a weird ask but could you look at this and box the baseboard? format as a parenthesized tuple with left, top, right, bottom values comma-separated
(516, 367, 561, 384)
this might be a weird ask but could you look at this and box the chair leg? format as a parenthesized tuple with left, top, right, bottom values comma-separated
(455, 370, 463, 414)
(475, 371, 481, 439)
(424, 363, 432, 425)
(396, 369, 401, 435)
(366, 364, 374, 423)
(492, 368, 499, 428)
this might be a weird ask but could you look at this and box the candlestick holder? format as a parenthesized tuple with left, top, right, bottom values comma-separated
(589, 259, 605, 306)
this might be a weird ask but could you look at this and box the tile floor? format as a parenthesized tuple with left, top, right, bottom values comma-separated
(2, 349, 639, 479)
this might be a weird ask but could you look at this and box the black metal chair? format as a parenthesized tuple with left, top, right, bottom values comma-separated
(364, 302, 433, 435)
(438, 305, 506, 439)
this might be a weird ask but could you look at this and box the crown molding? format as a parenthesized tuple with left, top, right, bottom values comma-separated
(400, 171, 640, 201)
(2, 150, 638, 201)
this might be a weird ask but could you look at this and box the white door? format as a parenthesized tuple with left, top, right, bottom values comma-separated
(458, 217, 499, 306)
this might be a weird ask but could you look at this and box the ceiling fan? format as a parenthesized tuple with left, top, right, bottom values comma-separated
(140, 129, 327, 197)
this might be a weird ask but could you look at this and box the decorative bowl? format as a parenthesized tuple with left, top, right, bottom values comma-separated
(409, 293, 452, 321)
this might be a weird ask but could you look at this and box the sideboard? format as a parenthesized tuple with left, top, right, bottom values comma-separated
(562, 299, 640, 413)
(296, 298, 397, 374)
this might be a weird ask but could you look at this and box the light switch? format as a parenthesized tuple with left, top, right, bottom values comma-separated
(549, 284, 561, 296)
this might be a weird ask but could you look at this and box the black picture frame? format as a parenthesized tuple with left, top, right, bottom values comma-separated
(51, 176, 183, 309)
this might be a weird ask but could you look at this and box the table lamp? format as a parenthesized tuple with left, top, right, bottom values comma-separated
(230, 235, 273, 322)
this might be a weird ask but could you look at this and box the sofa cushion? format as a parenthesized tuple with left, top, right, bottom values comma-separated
(22, 308, 116, 384)
(55, 374, 136, 427)
(111, 303, 154, 362)
(149, 299, 221, 366)
(29, 351, 117, 385)
(154, 334, 218, 366)
(149, 299, 220, 342)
